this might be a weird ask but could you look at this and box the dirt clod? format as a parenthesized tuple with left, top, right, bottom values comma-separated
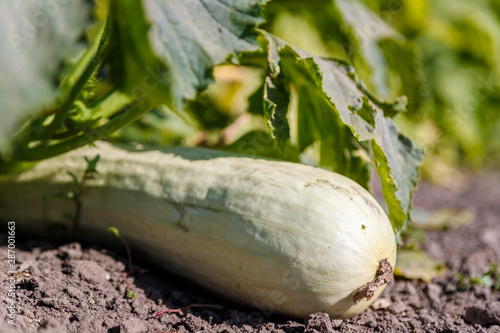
(464, 302, 500, 326)
(304, 312, 332, 332)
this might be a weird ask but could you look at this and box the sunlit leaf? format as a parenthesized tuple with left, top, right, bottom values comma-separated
(395, 248, 445, 282)
(411, 207, 475, 230)
(253, 33, 423, 230)
(108, 0, 267, 109)
(372, 113, 423, 232)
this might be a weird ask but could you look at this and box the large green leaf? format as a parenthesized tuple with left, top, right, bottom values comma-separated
(108, 0, 267, 109)
(278, 48, 373, 188)
(372, 113, 423, 232)
(256, 33, 423, 233)
(0, 1, 91, 150)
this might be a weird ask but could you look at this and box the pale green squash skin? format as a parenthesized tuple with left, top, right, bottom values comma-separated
(0, 142, 396, 318)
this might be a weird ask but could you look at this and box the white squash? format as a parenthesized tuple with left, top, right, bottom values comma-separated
(0, 142, 396, 318)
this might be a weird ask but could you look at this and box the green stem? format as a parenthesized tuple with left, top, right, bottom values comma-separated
(60, 23, 106, 94)
(13, 101, 155, 162)
(38, 20, 110, 141)
(49, 91, 132, 140)
(87, 90, 133, 119)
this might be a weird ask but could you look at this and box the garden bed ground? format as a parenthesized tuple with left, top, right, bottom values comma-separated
(1, 170, 499, 332)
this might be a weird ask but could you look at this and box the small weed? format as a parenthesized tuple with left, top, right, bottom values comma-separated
(454, 263, 500, 291)
(108, 226, 146, 300)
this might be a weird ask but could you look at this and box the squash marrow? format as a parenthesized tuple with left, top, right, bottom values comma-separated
(0, 142, 396, 318)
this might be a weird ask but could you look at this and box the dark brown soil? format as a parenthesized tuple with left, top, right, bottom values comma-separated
(1, 171, 500, 332)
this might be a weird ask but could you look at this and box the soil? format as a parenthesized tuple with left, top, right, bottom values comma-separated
(1, 170, 500, 332)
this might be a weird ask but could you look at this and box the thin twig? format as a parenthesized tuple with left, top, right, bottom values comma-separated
(155, 304, 224, 317)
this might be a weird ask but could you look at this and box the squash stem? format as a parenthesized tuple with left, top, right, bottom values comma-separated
(352, 259, 394, 303)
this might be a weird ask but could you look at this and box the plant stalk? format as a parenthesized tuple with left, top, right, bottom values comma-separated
(38, 20, 110, 141)
(12, 101, 155, 162)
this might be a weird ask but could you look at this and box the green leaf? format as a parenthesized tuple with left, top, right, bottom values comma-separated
(394, 248, 445, 282)
(220, 131, 299, 160)
(372, 113, 423, 232)
(285, 53, 376, 143)
(108, 0, 267, 109)
(291, 69, 372, 189)
(378, 38, 427, 116)
(260, 34, 290, 150)
(107, 226, 121, 238)
(84, 155, 101, 174)
(256, 32, 423, 232)
(274, 43, 376, 189)
(263, 74, 290, 149)
(309, 57, 422, 229)
(126, 289, 136, 299)
(0, 1, 91, 150)
(411, 207, 475, 230)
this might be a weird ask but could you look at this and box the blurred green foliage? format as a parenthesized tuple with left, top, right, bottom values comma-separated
(364, 0, 500, 174)
(259, 0, 500, 183)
